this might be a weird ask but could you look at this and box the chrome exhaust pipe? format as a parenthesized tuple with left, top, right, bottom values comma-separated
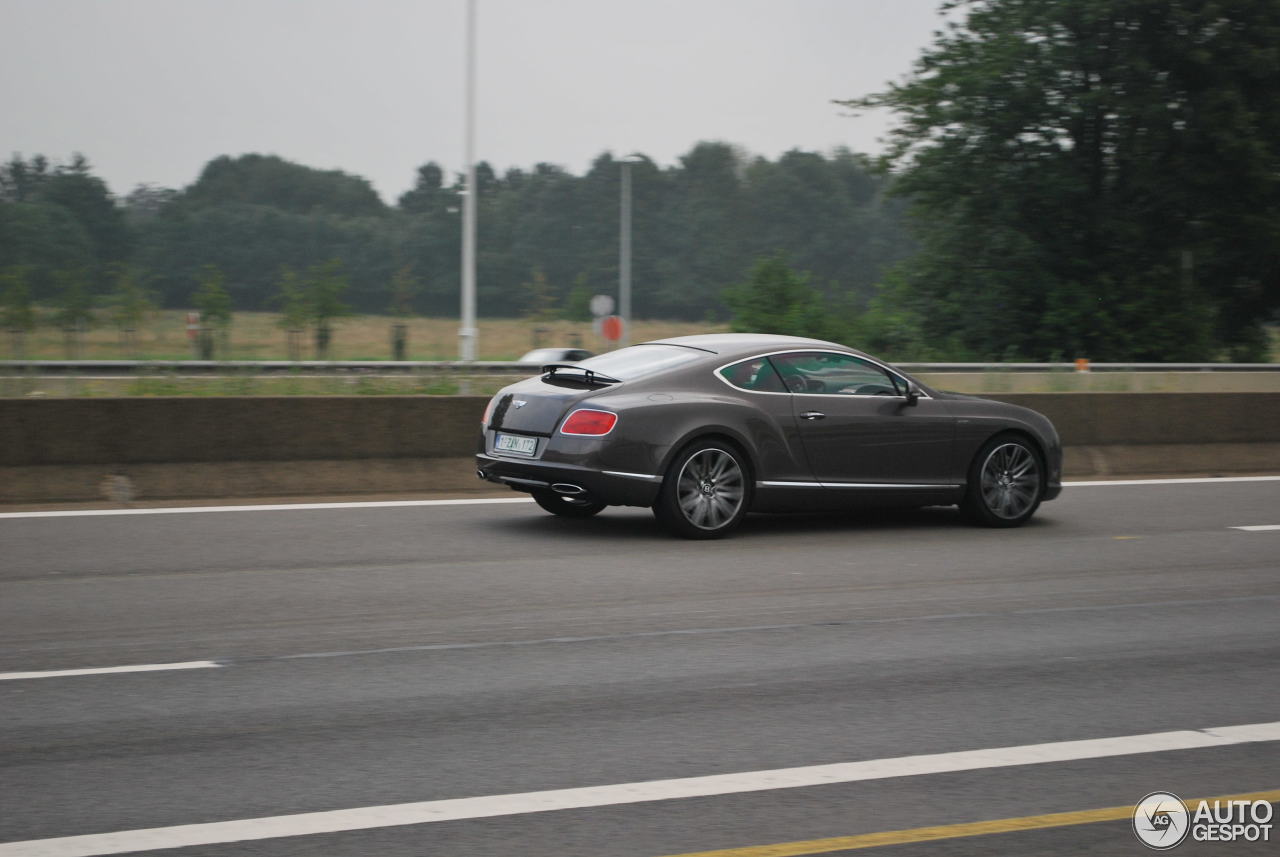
(551, 483, 586, 496)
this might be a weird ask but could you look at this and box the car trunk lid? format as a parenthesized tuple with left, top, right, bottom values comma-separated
(488, 384, 595, 435)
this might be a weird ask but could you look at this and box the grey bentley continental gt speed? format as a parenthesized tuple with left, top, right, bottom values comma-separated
(476, 334, 1062, 539)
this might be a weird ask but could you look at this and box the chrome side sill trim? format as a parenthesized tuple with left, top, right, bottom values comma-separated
(603, 470, 659, 481)
(824, 482, 962, 489)
(758, 480, 961, 489)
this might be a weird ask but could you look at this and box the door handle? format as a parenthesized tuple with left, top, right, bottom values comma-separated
(799, 411, 826, 420)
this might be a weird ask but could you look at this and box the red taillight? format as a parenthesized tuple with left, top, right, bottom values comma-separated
(481, 396, 499, 426)
(560, 409, 618, 436)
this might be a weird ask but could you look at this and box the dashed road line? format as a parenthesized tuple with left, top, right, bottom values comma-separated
(0, 661, 222, 682)
(0, 497, 533, 520)
(1064, 475, 1280, 487)
(7, 594, 1275, 682)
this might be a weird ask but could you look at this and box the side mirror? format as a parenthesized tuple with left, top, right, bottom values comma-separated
(904, 383, 921, 406)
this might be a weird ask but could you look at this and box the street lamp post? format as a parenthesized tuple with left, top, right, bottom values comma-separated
(458, 0, 478, 362)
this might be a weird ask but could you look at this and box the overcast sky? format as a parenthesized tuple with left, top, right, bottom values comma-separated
(2, 0, 947, 204)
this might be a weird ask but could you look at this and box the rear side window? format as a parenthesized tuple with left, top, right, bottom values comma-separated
(572, 344, 706, 381)
(718, 358, 787, 393)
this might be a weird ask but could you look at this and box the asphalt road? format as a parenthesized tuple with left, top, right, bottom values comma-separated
(1, 479, 1278, 856)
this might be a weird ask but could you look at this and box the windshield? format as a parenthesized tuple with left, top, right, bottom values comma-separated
(570, 344, 707, 381)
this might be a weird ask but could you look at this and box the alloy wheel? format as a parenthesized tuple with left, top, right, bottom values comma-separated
(979, 442, 1041, 520)
(675, 448, 745, 531)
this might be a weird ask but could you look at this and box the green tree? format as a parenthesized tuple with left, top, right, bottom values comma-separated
(273, 267, 309, 360)
(522, 268, 558, 321)
(108, 265, 155, 356)
(123, 184, 179, 222)
(848, 269, 934, 360)
(562, 274, 594, 322)
(840, 0, 1280, 361)
(388, 265, 418, 318)
(0, 268, 37, 358)
(387, 265, 418, 360)
(40, 155, 132, 278)
(305, 258, 351, 359)
(397, 163, 446, 214)
(135, 199, 395, 312)
(0, 155, 52, 203)
(741, 148, 911, 313)
(274, 267, 310, 328)
(725, 254, 833, 339)
(192, 265, 233, 358)
(0, 201, 95, 295)
(185, 154, 387, 218)
(1, 154, 130, 293)
(659, 143, 748, 318)
(52, 269, 95, 359)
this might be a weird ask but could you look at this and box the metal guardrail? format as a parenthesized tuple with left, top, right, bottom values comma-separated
(1, 360, 1277, 376)
(899, 362, 1280, 372)
(0, 360, 539, 376)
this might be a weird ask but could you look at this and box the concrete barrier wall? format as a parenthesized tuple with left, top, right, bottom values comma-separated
(973, 393, 1279, 480)
(987, 393, 1280, 445)
(1, 394, 1276, 504)
(0, 397, 484, 466)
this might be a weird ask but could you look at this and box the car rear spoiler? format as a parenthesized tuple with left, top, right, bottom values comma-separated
(541, 364, 622, 386)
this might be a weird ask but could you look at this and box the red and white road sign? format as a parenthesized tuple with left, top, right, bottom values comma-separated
(600, 315, 625, 342)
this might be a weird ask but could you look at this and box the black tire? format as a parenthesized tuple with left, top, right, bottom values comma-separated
(653, 440, 751, 539)
(531, 489, 607, 518)
(959, 434, 1045, 527)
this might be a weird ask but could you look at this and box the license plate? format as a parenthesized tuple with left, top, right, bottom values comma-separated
(494, 433, 538, 456)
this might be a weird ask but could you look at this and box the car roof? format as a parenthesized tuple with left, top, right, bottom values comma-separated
(642, 333, 869, 361)
(520, 347, 587, 358)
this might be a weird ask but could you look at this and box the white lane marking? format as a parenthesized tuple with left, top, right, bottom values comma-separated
(8, 593, 1274, 681)
(2, 721, 1277, 857)
(1231, 524, 1280, 531)
(1064, 475, 1280, 487)
(0, 475, 1276, 520)
(0, 497, 533, 520)
(0, 661, 221, 682)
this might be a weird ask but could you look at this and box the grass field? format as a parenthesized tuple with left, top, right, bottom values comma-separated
(5, 311, 726, 362)
(2, 310, 1275, 397)
(6, 311, 1278, 363)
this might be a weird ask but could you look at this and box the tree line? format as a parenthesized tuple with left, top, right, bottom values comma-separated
(0, 145, 910, 334)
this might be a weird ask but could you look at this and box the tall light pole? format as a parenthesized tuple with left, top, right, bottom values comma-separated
(618, 155, 642, 347)
(458, 0, 478, 362)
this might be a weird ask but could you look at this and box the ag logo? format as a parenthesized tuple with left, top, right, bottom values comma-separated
(1133, 792, 1191, 849)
